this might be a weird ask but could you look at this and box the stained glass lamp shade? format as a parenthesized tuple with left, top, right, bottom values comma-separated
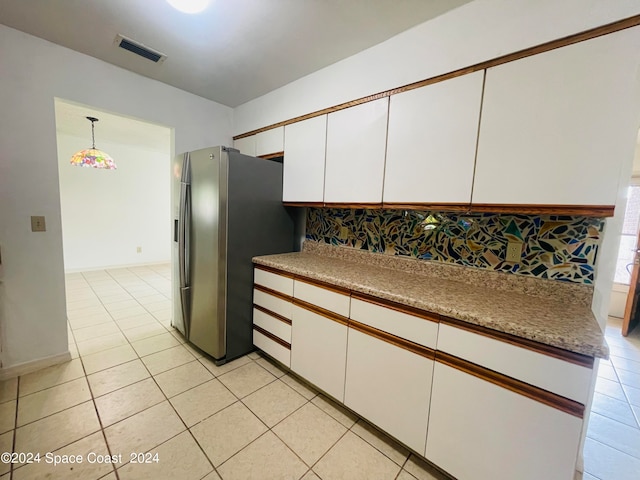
(70, 117, 117, 169)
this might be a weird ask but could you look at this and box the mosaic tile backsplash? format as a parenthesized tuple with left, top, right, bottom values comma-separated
(305, 208, 606, 285)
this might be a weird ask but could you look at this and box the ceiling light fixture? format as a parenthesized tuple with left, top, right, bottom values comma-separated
(166, 0, 211, 14)
(70, 117, 117, 170)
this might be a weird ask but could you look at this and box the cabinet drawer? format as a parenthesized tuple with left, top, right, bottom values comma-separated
(253, 289, 293, 320)
(253, 307, 291, 343)
(256, 126, 284, 156)
(293, 279, 350, 317)
(350, 296, 438, 349)
(254, 268, 294, 296)
(437, 323, 592, 403)
(253, 328, 290, 368)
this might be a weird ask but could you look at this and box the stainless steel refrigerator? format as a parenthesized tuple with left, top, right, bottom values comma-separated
(172, 146, 294, 364)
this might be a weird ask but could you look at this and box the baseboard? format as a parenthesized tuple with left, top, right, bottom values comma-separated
(0, 351, 72, 380)
(64, 261, 170, 274)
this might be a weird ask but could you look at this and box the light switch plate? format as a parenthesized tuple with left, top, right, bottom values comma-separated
(31, 216, 46, 232)
(506, 241, 522, 263)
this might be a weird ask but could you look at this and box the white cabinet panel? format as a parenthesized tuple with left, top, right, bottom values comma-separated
(293, 280, 350, 317)
(254, 269, 293, 296)
(349, 298, 438, 349)
(283, 115, 327, 202)
(437, 323, 592, 403)
(256, 127, 284, 156)
(290, 305, 348, 401)
(233, 136, 256, 157)
(473, 28, 640, 206)
(253, 289, 293, 320)
(324, 98, 389, 203)
(253, 329, 290, 367)
(384, 72, 483, 204)
(426, 362, 582, 480)
(345, 328, 433, 453)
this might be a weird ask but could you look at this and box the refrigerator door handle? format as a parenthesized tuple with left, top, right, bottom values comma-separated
(178, 153, 191, 338)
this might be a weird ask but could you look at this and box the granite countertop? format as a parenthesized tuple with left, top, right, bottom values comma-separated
(253, 251, 608, 359)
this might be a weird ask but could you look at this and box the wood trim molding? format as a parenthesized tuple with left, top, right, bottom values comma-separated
(233, 14, 640, 141)
(350, 320, 435, 360)
(382, 202, 470, 212)
(469, 203, 615, 217)
(436, 351, 585, 418)
(323, 203, 384, 209)
(253, 324, 291, 349)
(293, 298, 350, 326)
(282, 202, 613, 217)
(440, 316, 594, 369)
(258, 151, 284, 160)
(294, 275, 351, 296)
(254, 284, 294, 303)
(282, 202, 325, 208)
(253, 304, 292, 325)
(351, 291, 439, 324)
(254, 263, 295, 279)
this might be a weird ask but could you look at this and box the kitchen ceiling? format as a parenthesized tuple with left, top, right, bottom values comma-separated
(0, 0, 472, 107)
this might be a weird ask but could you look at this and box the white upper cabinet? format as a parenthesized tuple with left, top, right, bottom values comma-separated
(233, 135, 256, 157)
(383, 71, 484, 205)
(256, 126, 284, 157)
(324, 98, 389, 203)
(473, 28, 640, 206)
(283, 115, 327, 203)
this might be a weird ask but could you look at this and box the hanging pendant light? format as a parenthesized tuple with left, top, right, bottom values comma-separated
(70, 116, 117, 169)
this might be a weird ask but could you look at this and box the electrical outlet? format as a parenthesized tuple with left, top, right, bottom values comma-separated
(506, 241, 522, 263)
(30, 216, 46, 232)
(136, 246, 142, 253)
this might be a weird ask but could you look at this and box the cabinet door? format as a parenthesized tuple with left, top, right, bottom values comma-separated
(290, 305, 348, 401)
(425, 362, 582, 480)
(283, 115, 327, 202)
(344, 328, 433, 453)
(233, 136, 256, 157)
(383, 71, 483, 205)
(324, 98, 389, 203)
(473, 28, 640, 206)
(256, 127, 284, 157)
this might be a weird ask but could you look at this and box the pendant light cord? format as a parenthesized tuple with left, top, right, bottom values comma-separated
(91, 120, 96, 149)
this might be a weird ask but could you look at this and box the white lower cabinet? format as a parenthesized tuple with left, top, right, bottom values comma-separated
(344, 327, 433, 454)
(425, 362, 583, 480)
(290, 304, 348, 401)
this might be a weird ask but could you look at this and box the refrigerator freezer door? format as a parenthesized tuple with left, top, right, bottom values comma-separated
(187, 147, 227, 359)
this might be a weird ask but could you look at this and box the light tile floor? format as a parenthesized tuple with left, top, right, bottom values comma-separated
(583, 316, 640, 480)
(2, 265, 639, 479)
(0, 264, 449, 480)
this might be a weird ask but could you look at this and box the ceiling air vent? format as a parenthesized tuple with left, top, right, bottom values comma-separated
(115, 34, 166, 63)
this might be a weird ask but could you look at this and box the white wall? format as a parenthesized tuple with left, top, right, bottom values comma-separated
(234, 0, 640, 134)
(57, 132, 171, 271)
(0, 24, 233, 370)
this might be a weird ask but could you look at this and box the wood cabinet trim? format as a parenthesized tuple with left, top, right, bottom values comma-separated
(281, 201, 613, 217)
(233, 14, 640, 142)
(253, 304, 292, 325)
(294, 275, 351, 296)
(258, 151, 285, 160)
(253, 324, 292, 350)
(293, 298, 350, 326)
(469, 203, 614, 217)
(436, 351, 585, 418)
(440, 316, 594, 369)
(254, 263, 295, 279)
(351, 291, 439, 324)
(382, 202, 470, 212)
(254, 284, 294, 303)
(350, 320, 435, 360)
